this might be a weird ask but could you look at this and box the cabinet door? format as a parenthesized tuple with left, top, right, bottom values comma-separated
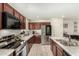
(20, 15, 25, 29)
(3, 3, 14, 15)
(56, 44, 63, 56)
(0, 3, 2, 12)
(36, 23, 41, 29)
(14, 10, 20, 19)
(0, 3, 2, 29)
(57, 47, 63, 56)
(35, 36, 41, 43)
(23, 17, 26, 29)
(52, 44, 57, 56)
(29, 23, 31, 29)
(51, 40, 57, 56)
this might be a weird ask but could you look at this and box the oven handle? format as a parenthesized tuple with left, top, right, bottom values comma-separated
(16, 49, 23, 56)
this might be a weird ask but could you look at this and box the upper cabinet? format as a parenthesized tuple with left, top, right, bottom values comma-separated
(29, 22, 50, 30)
(3, 3, 14, 15)
(19, 15, 26, 29)
(0, 4, 2, 29)
(14, 10, 20, 19)
(0, 3, 26, 29)
(0, 4, 2, 12)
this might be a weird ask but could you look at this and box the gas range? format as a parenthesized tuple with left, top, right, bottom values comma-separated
(0, 34, 26, 56)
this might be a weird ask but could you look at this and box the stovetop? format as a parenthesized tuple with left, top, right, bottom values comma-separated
(0, 34, 23, 49)
(1, 41, 21, 49)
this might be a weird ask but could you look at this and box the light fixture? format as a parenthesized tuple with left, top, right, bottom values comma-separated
(36, 16, 39, 18)
(62, 16, 65, 18)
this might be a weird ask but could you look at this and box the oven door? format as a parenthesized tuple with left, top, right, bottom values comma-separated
(16, 49, 23, 56)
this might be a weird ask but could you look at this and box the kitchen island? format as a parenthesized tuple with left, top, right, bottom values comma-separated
(50, 36, 79, 56)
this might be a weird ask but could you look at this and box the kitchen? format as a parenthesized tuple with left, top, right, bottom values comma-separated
(0, 3, 79, 56)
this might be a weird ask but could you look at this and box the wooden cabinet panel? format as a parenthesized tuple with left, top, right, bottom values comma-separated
(27, 35, 41, 44)
(19, 15, 26, 29)
(51, 40, 64, 56)
(14, 10, 20, 19)
(0, 3, 26, 29)
(0, 3, 2, 30)
(52, 45, 57, 56)
(51, 41, 57, 56)
(29, 23, 35, 30)
(0, 4, 2, 12)
(34, 36, 41, 43)
(29, 22, 50, 30)
(56, 44, 63, 56)
(3, 3, 14, 15)
(57, 47, 63, 56)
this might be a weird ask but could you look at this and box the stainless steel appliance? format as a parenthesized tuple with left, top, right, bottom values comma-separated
(2, 12, 20, 29)
(0, 34, 26, 56)
(41, 25, 52, 45)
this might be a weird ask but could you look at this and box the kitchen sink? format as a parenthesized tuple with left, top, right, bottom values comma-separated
(56, 40, 79, 46)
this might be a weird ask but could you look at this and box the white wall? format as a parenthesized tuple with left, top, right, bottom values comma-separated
(63, 17, 79, 35)
(29, 19, 50, 22)
(51, 18, 63, 37)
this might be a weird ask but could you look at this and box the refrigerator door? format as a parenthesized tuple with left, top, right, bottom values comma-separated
(41, 25, 51, 45)
(41, 25, 46, 44)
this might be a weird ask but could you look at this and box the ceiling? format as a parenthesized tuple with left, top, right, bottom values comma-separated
(9, 3, 79, 20)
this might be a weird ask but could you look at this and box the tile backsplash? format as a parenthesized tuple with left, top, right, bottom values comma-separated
(0, 30, 22, 38)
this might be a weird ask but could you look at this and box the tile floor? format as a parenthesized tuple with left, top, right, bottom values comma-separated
(28, 44, 53, 56)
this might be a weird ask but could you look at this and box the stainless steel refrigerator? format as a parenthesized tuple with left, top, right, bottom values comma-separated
(41, 25, 51, 45)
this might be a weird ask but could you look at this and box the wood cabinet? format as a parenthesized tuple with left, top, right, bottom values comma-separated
(27, 35, 41, 44)
(29, 22, 50, 30)
(34, 35, 41, 44)
(0, 4, 2, 30)
(51, 40, 57, 56)
(29, 23, 35, 30)
(0, 3, 26, 29)
(56, 44, 64, 56)
(51, 39, 64, 56)
(19, 15, 26, 29)
(3, 3, 14, 15)
(27, 35, 41, 55)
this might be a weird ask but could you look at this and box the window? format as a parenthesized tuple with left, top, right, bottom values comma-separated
(74, 21, 78, 32)
(63, 24, 68, 28)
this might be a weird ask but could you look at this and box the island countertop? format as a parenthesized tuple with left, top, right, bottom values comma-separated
(50, 36, 79, 56)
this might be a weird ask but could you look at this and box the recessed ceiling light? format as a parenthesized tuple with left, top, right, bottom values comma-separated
(36, 16, 39, 18)
(62, 16, 65, 18)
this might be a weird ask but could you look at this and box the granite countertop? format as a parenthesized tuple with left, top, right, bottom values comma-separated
(0, 49, 14, 56)
(0, 34, 34, 56)
(21, 34, 34, 41)
(50, 36, 79, 56)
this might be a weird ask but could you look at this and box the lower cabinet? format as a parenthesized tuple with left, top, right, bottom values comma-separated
(56, 45, 64, 56)
(26, 35, 41, 55)
(28, 35, 41, 44)
(34, 35, 41, 44)
(51, 39, 64, 56)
